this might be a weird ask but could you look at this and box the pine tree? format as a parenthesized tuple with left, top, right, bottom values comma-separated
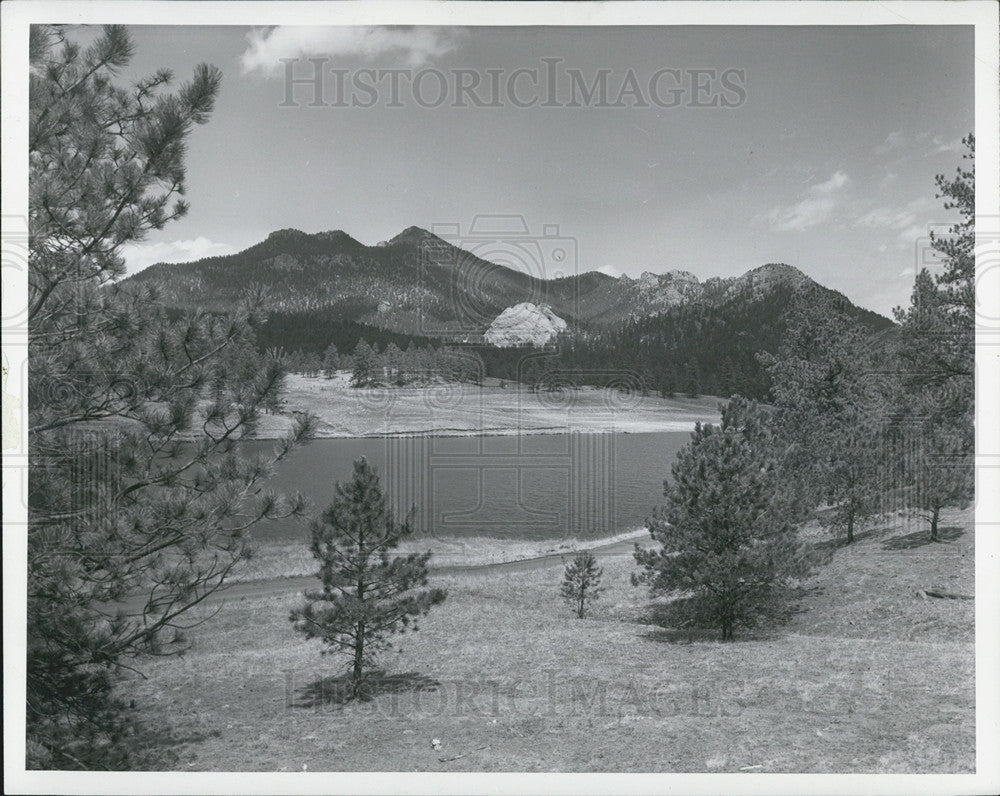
(290, 459, 446, 698)
(382, 341, 405, 385)
(351, 338, 377, 387)
(27, 25, 314, 768)
(301, 351, 322, 377)
(760, 289, 889, 543)
(634, 398, 812, 640)
(322, 342, 340, 378)
(893, 135, 974, 540)
(560, 552, 606, 618)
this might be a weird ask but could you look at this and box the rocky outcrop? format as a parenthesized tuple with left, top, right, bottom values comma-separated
(724, 263, 810, 300)
(484, 303, 567, 347)
(622, 269, 704, 309)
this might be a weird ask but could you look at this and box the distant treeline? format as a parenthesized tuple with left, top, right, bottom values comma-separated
(257, 310, 441, 359)
(265, 285, 893, 402)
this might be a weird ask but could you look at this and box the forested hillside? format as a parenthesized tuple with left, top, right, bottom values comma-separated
(125, 226, 893, 400)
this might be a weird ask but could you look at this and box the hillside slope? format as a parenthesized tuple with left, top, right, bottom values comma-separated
(125, 227, 891, 338)
(125, 227, 894, 399)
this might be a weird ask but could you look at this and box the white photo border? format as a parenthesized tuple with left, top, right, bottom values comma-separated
(2, 2, 998, 794)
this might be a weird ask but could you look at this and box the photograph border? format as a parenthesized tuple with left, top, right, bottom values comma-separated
(3, 2, 998, 794)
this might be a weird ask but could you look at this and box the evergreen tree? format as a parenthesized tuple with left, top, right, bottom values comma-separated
(406, 343, 431, 384)
(382, 342, 405, 385)
(322, 342, 340, 378)
(284, 349, 306, 373)
(893, 135, 974, 540)
(761, 289, 889, 542)
(351, 338, 377, 387)
(560, 551, 605, 618)
(932, 134, 975, 320)
(27, 25, 314, 768)
(894, 275, 973, 541)
(634, 398, 811, 640)
(301, 351, 322, 377)
(289, 459, 447, 698)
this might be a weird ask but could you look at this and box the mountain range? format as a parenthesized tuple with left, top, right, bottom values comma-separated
(125, 225, 891, 344)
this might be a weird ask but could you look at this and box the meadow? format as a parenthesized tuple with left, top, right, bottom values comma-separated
(122, 507, 974, 773)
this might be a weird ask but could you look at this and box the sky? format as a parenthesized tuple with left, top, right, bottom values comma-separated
(102, 24, 974, 317)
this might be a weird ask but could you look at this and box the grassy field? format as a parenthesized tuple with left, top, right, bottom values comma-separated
(253, 372, 723, 439)
(121, 507, 974, 773)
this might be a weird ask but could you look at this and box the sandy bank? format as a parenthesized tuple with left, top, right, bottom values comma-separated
(252, 372, 722, 440)
(233, 527, 652, 584)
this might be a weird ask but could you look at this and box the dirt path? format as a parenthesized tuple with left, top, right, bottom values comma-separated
(203, 535, 651, 606)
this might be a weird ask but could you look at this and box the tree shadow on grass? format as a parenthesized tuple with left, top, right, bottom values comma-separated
(637, 588, 816, 644)
(643, 626, 727, 644)
(881, 526, 964, 550)
(292, 670, 441, 708)
(809, 526, 891, 560)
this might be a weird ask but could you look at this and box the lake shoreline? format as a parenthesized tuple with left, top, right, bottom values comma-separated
(234, 527, 652, 585)
(252, 423, 707, 441)
(250, 372, 723, 441)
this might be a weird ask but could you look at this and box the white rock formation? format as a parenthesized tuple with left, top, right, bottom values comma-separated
(484, 302, 567, 347)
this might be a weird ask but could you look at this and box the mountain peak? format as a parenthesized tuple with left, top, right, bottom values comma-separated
(741, 262, 810, 285)
(315, 229, 359, 242)
(267, 227, 307, 240)
(387, 226, 438, 245)
(752, 262, 807, 278)
(665, 269, 699, 283)
(266, 228, 360, 245)
(725, 262, 812, 299)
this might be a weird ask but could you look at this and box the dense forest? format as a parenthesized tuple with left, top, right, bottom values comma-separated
(257, 308, 443, 359)
(270, 282, 894, 402)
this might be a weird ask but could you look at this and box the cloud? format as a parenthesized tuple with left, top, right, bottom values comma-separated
(810, 171, 850, 195)
(875, 130, 906, 155)
(895, 223, 928, 249)
(858, 197, 940, 251)
(858, 205, 918, 231)
(878, 171, 898, 190)
(766, 170, 851, 232)
(926, 135, 963, 156)
(241, 26, 461, 75)
(121, 237, 237, 274)
(913, 131, 966, 158)
(858, 197, 936, 231)
(595, 265, 622, 278)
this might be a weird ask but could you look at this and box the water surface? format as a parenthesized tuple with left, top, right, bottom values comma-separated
(248, 431, 692, 544)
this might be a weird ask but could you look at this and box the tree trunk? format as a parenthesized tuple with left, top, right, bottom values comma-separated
(930, 505, 940, 542)
(352, 623, 365, 697)
(577, 596, 585, 618)
(846, 510, 854, 545)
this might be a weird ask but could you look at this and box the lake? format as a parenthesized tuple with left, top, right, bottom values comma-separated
(248, 431, 692, 544)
